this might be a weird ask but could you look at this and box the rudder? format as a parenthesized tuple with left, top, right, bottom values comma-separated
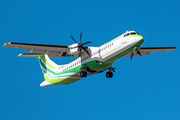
(38, 54, 60, 86)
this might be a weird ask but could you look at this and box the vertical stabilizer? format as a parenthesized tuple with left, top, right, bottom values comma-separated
(38, 54, 60, 87)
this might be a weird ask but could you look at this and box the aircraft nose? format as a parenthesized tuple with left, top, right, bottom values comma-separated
(135, 35, 144, 42)
(133, 35, 144, 47)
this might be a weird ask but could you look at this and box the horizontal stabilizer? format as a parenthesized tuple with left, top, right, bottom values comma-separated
(18, 53, 43, 57)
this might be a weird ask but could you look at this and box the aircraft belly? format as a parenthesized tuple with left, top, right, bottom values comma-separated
(58, 73, 82, 85)
(58, 77, 82, 85)
(41, 73, 86, 86)
(86, 61, 112, 74)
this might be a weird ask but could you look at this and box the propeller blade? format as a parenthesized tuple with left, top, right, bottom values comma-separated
(70, 35, 78, 43)
(136, 47, 142, 57)
(137, 51, 142, 57)
(80, 32, 83, 43)
(78, 48, 82, 57)
(70, 32, 91, 57)
(82, 41, 92, 46)
(130, 52, 133, 60)
(82, 47, 90, 56)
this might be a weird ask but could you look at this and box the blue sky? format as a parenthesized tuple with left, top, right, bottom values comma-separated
(0, 0, 180, 119)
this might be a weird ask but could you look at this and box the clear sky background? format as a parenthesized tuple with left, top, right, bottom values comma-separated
(0, 0, 180, 120)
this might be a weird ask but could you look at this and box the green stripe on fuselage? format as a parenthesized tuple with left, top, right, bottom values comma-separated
(40, 55, 56, 69)
(104, 35, 121, 46)
(127, 34, 143, 37)
(104, 39, 144, 63)
(39, 57, 59, 75)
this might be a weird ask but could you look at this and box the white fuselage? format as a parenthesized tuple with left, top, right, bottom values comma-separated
(60, 31, 144, 73)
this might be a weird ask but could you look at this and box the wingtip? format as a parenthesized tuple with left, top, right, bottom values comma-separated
(18, 54, 23, 57)
(3, 43, 8, 47)
(3, 42, 11, 47)
(172, 47, 177, 51)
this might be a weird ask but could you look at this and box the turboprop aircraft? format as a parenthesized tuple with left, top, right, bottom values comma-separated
(3, 31, 176, 87)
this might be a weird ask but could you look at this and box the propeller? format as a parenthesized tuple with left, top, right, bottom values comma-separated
(70, 32, 92, 57)
(130, 48, 142, 60)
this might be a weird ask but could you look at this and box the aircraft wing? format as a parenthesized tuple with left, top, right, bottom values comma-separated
(124, 47, 177, 57)
(3, 42, 88, 58)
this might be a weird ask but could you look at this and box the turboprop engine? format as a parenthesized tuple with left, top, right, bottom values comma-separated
(67, 32, 92, 57)
(67, 43, 79, 55)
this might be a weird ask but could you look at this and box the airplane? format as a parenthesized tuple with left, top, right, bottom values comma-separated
(3, 31, 176, 87)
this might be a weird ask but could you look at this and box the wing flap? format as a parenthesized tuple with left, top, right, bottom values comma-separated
(3, 42, 72, 57)
(124, 47, 176, 57)
(3, 42, 90, 57)
(125, 51, 150, 57)
(18, 53, 70, 58)
(3, 42, 68, 51)
(139, 47, 176, 52)
(18, 53, 44, 58)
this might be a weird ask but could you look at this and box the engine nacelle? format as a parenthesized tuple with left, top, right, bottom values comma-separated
(67, 43, 79, 55)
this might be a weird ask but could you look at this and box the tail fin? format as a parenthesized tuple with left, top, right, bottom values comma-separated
(38, 54, 60, 87)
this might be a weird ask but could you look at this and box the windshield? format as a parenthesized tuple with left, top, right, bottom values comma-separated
(123, 32, 139, 37)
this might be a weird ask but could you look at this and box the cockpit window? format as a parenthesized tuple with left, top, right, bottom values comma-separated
(123, 33, 130, 37)
(123, 32, 139, 37)
(130, 32, 136, 35)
